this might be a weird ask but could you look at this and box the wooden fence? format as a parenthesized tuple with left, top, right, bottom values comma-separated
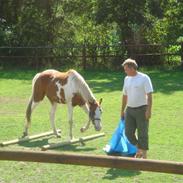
(0, 43, 182, 69)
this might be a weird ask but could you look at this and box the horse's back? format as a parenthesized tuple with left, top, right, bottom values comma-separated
(31, 69, 83, 104)
(31, 70, 58, 102)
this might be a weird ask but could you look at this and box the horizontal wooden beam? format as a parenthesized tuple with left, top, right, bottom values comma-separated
(42, 133, 105, 151)
(0, 150, 182, 175)
(0, 130, 61, 146)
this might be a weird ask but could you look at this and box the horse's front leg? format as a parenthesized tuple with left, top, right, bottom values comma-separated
(50, 102, 60, 138)
(67, 103, 74, 140)
(80, 104, 91, 132)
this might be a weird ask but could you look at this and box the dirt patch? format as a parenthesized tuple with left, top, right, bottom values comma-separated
(0, 96, 27, 104)
(0, 96, 27, 116)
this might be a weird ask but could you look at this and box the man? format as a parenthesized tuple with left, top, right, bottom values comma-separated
(121, 58, 153, 159)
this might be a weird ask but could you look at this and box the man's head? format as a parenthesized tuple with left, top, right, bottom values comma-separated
(121, 58, 138, 76)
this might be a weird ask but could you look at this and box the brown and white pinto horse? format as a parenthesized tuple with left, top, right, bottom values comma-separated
(23, 69, 102, 139)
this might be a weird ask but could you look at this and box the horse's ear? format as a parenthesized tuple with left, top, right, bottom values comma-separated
(99, 98, 103, 105)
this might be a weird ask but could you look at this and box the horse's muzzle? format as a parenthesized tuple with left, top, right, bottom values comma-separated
(95, 127, 101, 131)
(94, 124, 102, 131)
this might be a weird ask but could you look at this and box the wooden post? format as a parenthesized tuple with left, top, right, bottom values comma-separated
(0, 150, 182, 175)
(0, 130, 61, 146)
(42, 133, 105, 151)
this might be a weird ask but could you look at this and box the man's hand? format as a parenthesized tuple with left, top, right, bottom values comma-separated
(121, 111, 125, 119)
(145, 109, 151, 120)
(121, 95, 127, 119)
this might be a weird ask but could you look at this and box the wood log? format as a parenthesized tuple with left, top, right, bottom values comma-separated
(0, 129, 61, 146)
(0, 149, 182, 175)
(41, 133, 105, 151)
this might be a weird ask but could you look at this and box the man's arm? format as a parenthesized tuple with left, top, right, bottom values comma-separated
(146, 92, 152, 120)
(121, 95, 127, 118)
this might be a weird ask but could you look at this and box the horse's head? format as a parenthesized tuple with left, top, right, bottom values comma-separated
(89, 98, 103, 131)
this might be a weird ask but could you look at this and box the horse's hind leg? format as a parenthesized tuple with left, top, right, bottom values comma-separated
(50, 102, 61, 137)
(22, 99, 39, 137)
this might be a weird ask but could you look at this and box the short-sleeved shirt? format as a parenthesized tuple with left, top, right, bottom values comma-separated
(123, 72, 153, 108)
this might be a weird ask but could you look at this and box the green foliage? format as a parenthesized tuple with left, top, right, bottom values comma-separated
(163, 1, 183, 43)
(0, 0, 183, 68)
(145, 0, 183, 44)
(177, 37, 183, 44)
(1, 0, 183, 46)
(165, 45, 181, 65)
(96, 0, 147, 42)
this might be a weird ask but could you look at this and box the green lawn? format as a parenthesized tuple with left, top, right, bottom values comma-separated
(0, 68, 183, 183)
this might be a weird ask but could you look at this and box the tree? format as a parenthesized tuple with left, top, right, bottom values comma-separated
(96, 0, 147, 44)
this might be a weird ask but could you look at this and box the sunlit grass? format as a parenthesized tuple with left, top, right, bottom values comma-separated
(0, 68, 183, 183)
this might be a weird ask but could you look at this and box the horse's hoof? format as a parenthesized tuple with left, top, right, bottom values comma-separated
(80, 127, 85, 132)
(55, 133, 61, 138)
(79, 139, 85, 146)
(68, 136, 74, 141)
(22, 132, 28, 138)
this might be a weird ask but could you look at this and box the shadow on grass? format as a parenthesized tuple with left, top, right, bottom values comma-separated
(149, 69, 183, 94)
(103, 168, 141, 180)
(102, 154, 141, 179)
(56, 144, 97, 152)
(1, 68, 183, 94)
(18, 137, 97, 152)
(18, 138, 50, 148)
(0, 69, 123, 93)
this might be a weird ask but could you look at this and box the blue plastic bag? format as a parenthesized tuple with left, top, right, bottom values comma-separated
(104, 118, 137, 156)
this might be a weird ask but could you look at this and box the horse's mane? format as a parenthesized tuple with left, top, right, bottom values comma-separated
(69, 70, 96, 103)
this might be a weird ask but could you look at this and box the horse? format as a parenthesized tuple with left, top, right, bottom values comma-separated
(22, 69, 102, 139)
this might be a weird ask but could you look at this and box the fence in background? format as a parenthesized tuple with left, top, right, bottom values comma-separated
(0, 43, 182, 69)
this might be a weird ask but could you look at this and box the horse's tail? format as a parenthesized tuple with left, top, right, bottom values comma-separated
(25, 73, 40, 126)
(23, 96, 33, 137)
(23, 73, 41, 137)
(25, 96, 33, 125)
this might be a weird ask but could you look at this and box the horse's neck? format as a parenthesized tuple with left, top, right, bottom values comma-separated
(80, 85, 96, 105)
(70, 70, 96, 104)
(76, 80, 96, 104)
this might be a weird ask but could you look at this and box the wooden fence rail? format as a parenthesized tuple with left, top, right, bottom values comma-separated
(0, 150, 182, 175)
(0, 43, 182, 69)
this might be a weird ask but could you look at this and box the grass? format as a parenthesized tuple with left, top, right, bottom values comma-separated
(0, 68, 183, 183)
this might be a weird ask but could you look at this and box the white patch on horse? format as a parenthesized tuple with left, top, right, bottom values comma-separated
(55, 81, 63, 103)
(95, 107, 101, 117)
(31, 101, 39, 111)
